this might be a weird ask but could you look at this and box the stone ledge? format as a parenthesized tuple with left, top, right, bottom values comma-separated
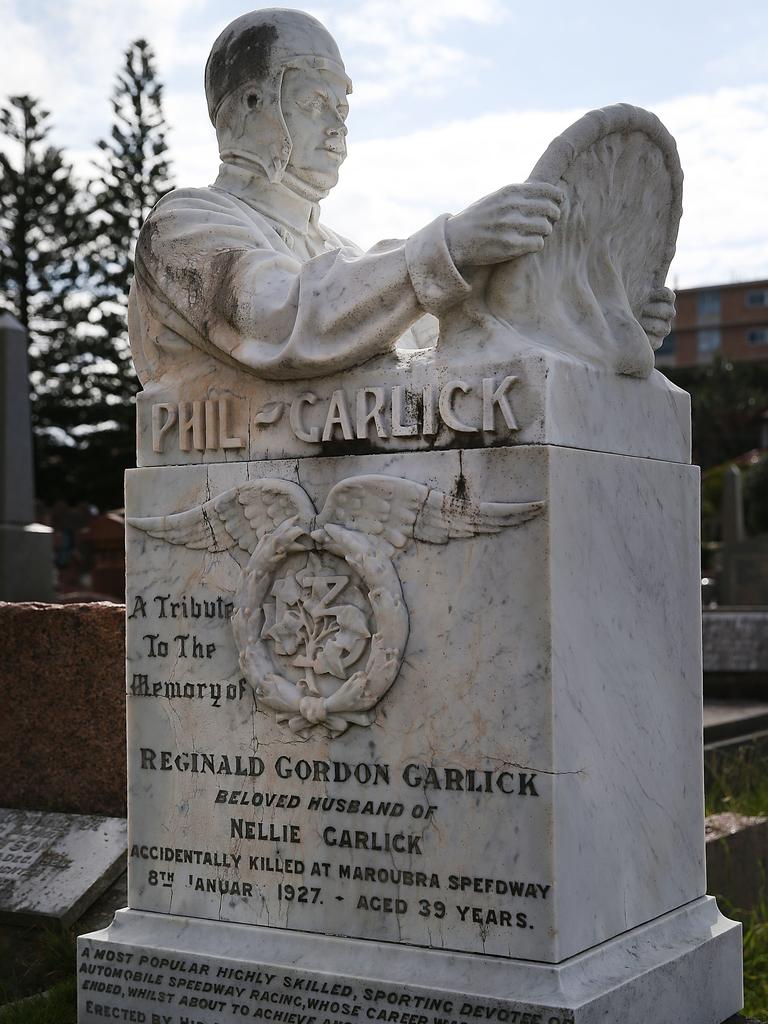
(77, 899, 743, 1024)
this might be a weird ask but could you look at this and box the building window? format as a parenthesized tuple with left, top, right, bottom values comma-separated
(697, 328, 721, 355)
(747, 327, 768, 346)
(697, 290, 721, 318)
(746, 290, 768, 308)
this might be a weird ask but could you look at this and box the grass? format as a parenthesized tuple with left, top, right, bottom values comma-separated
(0, 979, 76, 1024)
(741, 895, 768, 1021)
(0, 923, 76, 1021)
(706, 739, 768, 1021)
(706, 740, 768, 818)
(716, 891, 768, 1022)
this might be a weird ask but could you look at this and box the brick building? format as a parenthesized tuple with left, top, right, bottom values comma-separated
(655, 278, 768, 368)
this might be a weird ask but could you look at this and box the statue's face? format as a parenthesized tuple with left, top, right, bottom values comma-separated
(281, 67, 349, 195)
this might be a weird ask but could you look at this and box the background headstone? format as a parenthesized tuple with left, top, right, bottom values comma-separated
(0, 313, 53, 601)
(719, 465, 768, 606)
(0, 808, 126, 926)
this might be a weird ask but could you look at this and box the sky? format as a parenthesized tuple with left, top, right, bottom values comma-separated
(2, 0, 768, 288)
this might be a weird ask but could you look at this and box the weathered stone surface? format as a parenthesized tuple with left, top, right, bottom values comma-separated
(704, 610, 768, 672)
(0, 602, 126, 817)
(135, 350, 691, 469)
(447, 104, 682, 379)
(128, 17, 682, 473)
(79, 9, 741, 1024)
(0, 314, 53, 600)
(121, 445, 704, 962)
(78, 899, 742, 1024)
(0, 808, 126, 926)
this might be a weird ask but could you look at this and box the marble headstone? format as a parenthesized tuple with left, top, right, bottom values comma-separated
(78, 9, 743, 1024)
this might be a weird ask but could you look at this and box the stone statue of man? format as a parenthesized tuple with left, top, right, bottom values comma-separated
(129, 8, 562, 387)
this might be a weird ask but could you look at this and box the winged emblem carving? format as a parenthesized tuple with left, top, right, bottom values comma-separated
(128, 475, 544, 737)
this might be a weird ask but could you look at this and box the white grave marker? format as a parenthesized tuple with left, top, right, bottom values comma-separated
(78, 9, 743, 1024)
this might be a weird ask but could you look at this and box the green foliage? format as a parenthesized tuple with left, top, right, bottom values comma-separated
(0, 923, 75, 1011)
(0, 978, 76, 1023)
(664, 360, 768, 549)
(706, 742, 768, 818)
(92, 38, 172, 288)
(715, 893, 768, 1022)
(0, 96, 86, 335)
(664, 358, 768, 472)
(78, 38, 173, 506)
(0, 40, 173, 510)
(741, 895, 768, 1022)
(744, 455, 768, 536)
(705, 741, 768, 1018)
(701, 463, 727, 545)
(47, 38, 173, 508)
(0, 93, 92, 496)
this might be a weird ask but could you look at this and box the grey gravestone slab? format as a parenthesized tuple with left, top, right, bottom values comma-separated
(0, 312, 53, 600)
(704, 610, 768, 674)
(0, 312, 34, 524)
(0, 808, 126, 926)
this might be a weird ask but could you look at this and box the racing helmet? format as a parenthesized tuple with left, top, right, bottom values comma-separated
(205, 8, 352, 182)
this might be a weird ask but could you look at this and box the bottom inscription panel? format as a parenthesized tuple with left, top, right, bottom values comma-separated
(77, 900, 741, 1024)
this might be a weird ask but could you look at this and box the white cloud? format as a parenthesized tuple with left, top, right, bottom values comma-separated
(334, 0, 506, 42)
(0, 0, 206, 158)
(2, 1, 767, 291)
(657, 85, 768, 286)
(326, 0, 507, 106)
(163, 90, 219, 187)
(0, 0, 506, 174)
(320, 85, 768, 289)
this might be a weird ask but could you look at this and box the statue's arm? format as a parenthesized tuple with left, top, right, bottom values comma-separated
(134, 191, 471, 380)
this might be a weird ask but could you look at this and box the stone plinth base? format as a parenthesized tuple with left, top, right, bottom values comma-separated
(0, 523, 52, 601)
(78, 897, 742, 1024)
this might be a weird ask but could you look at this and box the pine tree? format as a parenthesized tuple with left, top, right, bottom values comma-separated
(0, 95, 91, 503)
(77, 37, 173, 507)
(90, 39, 172, 331)
(0, 44, 173, 509)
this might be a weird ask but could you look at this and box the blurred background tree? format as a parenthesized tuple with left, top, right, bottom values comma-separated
(79, 38, 173, 507)
(0, 94, 90, 501)
(665, 358, 768, 472)
(663, 359, 768, 558)
(0, 40, 172, 510)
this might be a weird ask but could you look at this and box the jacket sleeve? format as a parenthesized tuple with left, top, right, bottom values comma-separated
(133, 189, 471, 381)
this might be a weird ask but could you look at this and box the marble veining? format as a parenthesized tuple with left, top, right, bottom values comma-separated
(122, 446, 704, 963)
(77, 10, 742, 1024)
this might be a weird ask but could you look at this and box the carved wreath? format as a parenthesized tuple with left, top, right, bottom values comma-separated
(129, 475, 544, 738)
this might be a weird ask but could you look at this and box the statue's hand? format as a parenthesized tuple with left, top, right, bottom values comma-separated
(445, 182, 563, 268)
(639, 286, 676, 349)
